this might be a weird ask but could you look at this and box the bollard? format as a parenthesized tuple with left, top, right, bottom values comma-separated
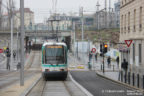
(101, 64, 102, 70)
(143, 75, 144, 89)
(17, 62, 21, 70)
(137, 74, 139, 88)
(128, 72, 130, 84)
(121, 71, 123, 82)
(88, 62, 91, 70)
(132, 73, 135, 86)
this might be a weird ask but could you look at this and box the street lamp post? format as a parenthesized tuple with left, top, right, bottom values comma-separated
(73, 22, 76, 62)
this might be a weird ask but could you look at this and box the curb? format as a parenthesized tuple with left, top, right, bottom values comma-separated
(96, 72, 144, 93)
(21, 76, 42, 96)
(69, 72, 93, 96)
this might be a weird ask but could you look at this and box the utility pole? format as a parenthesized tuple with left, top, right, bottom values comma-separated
(20, 0, 25, 86)
(81, 7, 84, 41)
(81, 7, 84, 64)
(73, 22, 76, 63)
(96, 1, 100, 31)
(16, 31, 19, 61)
(10, 0, 13, 70)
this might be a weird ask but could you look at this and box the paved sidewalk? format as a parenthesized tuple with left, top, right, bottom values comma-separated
(70, 52, 121, 80)
(69, 52, 120, 72)
(94, 55, 121, 81)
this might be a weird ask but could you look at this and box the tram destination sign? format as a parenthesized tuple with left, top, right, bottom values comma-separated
(47, 46, 62, 48)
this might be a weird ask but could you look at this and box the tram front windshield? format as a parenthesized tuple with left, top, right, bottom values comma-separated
(45, 45, 65, 64)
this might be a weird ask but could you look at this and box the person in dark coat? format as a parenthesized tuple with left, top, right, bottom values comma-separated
(116, 56, 119, 68)
(107, 56, 111, 68)
(89, 51, 92, 62)
(6, 52, 11, 70)
(121, 59, 128, 73)
(95, 53, 97, 61)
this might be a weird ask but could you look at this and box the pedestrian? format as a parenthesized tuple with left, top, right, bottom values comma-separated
(121, 59, 128, 82)
(89, 51, 92, 62)
(28, 41, 31, 53)
(6, 52, 11, 70)
(121, 59, 128, 74)
(116, 56, 119, 68)
(95, 53, 97, 61)
(107, 56, 111, 68)
(13, 51, 16, 60)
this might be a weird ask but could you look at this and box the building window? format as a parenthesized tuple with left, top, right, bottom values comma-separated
(134, 9, 136, 32)
(128, 12, 130, 32)
(125, 14, 127, 33)
(139, 7, 142, 31)
(121, 15, 123, 33)
(133, 44, 135, 62)
(139, 44, 142, 64)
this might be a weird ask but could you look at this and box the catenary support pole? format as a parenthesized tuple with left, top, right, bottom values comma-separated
(20, 0, 25, 86)
(10, 0, 14, 70)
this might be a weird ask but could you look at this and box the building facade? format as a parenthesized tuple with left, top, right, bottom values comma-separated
(120, 0, 144, 74)
(48, 14, 94, 31)
(14, 8, 34, 30)
(2, 8, 34, 30)
(94, 10, 117, 29)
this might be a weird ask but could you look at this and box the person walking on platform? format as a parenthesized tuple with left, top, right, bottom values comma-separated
(95, 53, 97, 61)
(13, 51, 16, 60)
(107, 56, 111, 68)
(89, 51, 92, 62)
(6, 52, 11, 70)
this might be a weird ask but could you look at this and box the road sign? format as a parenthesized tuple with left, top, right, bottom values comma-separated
(91, 48, 96, 53)
(0, 49, 3, 53)
(125, 40, 133, 47)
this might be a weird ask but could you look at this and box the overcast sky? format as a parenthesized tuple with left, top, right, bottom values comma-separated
(13, 0, 118, 23)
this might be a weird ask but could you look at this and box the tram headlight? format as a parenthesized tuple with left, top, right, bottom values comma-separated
(60, 69, 64, 71)
(45, 69, 50, 72)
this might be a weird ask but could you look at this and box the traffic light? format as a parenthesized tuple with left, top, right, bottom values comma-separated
(103, 44, 108, 53)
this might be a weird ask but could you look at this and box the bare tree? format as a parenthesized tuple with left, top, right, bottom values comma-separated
(0, 0, 3, 29)
(6, 0, 16, 30)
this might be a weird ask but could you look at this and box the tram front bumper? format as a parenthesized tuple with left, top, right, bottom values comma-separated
(43, 71, 68, 78)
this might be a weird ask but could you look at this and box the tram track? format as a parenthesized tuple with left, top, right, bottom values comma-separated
(27, 77, 73, 96)
(26, 73, 88, 96)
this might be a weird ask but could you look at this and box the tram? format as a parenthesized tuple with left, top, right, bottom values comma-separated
(41, 42, 68, 80)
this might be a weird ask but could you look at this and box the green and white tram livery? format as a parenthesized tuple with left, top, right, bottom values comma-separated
(41, 42, 68, 80)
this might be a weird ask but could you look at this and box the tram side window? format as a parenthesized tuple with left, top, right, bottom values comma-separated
(64, 49, 67, 64)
